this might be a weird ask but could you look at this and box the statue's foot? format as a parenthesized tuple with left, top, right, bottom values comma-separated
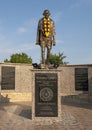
(39, 64, 48, 69)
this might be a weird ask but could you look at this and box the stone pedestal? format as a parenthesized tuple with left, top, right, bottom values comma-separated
(32, 69, 61, 122)
(39, 64, 48, 69)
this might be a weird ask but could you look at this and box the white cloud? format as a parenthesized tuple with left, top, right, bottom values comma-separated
(17, 27, 28, 34)
(0, 41, 39, 62)
(24, 18, 37, 27)
(17, 18, 37, 34)
(0, 43, 37, 54)
(70, 0, 92, 8)
(53, 12, 62, 23)
(0, 18, 38, 62)
(56, 40, 64, 44)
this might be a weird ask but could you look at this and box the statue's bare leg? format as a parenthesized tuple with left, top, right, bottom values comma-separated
(46, 47, 51, 64)
(46, 41, 52, 64)
(41, 45, 45, 64)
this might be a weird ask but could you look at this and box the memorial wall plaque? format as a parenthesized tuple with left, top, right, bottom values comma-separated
(75, 68, 88, 91)
(1, 66, 15, 90)
(35, 73, 58, 117)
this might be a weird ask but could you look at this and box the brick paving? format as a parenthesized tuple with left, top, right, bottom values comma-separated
(0, 102, 92, 130)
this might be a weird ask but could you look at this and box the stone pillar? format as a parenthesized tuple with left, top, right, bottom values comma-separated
(32, 69, 61, 123)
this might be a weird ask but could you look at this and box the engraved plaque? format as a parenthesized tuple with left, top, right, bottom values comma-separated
(35, 73, 58, 117)
(1, 66, 15, 90)
(40, 87, 53, 101)
(75, 68, 88, 91)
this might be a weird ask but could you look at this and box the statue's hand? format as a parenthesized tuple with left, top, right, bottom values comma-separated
(53, 41, 56, 46)
(36, 43, 38, 45)
(36, 42, 40, 45)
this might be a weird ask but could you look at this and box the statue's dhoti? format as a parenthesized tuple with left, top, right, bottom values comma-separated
(40, 37, 52, 64)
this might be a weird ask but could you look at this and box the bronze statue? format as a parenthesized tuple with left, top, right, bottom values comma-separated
(36, 10, 56, 64)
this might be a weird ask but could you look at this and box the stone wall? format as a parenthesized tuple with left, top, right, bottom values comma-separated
(0, 63, 92, 102)
(0, 63, 33, 102)
(58, 64, 92, 93)
(60, 66, 75, 94)
(58, 64, 92, 103)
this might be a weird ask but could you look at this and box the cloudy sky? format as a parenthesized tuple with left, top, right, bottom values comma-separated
(0, 0, 92, 64)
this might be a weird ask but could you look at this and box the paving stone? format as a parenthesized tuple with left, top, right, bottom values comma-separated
(0, 102, 92, 130)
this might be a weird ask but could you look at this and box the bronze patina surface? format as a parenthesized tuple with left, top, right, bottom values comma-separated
(36, 10, 56, 64)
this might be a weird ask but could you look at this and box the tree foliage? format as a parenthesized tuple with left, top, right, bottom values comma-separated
(48, 52, 68, 65)
(4, 52, 32, 64)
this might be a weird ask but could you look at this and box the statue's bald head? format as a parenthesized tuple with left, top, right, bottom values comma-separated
(43, 10, 51, 17)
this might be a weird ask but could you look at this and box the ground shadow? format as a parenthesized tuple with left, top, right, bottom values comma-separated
(12, 102, 32, 119)
(0, 101, 32, 119)
(19, 108, 32, 119)
(0, 93, 10, 103)
(61, 94, 92, 109)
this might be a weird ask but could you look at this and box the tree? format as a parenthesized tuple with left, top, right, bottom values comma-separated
(4, 52, 32, 64)
(48, 52, 68, 65)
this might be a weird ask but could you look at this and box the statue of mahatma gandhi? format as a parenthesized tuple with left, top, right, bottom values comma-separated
(36, 10, 56, 65)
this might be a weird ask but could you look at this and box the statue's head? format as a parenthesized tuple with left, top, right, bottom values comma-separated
(43, 10, 50, 18)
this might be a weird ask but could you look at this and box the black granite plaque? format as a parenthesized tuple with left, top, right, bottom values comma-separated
(1, 66, 15, 90)
(75, 68, 88, 91)
(35, 73, 58, 117)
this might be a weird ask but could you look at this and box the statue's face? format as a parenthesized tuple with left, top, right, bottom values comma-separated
(44, 12, 50, 19)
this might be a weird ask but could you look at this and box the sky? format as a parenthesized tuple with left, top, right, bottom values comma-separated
(0, 0, 92, 64)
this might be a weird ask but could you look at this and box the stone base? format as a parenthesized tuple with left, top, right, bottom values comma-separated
(32, 69, 62, 121)
(32, 117, 61, 124)
(39, 64, 48, 69)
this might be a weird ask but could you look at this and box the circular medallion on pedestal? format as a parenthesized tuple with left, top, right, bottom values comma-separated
(40, 87, 53, 101)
